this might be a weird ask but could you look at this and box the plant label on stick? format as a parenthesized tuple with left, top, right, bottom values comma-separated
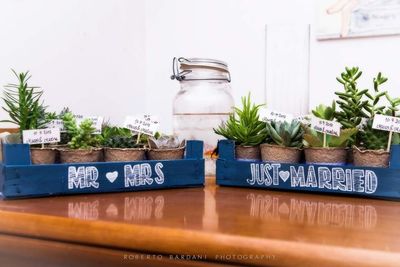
(45, 119, 66, 132)
(372, 114, 400, 152)
(123, 115, 160, 136)
(75, 115, 104, 135)
(22, 128, 61, 145)
(259, 108, 293, 122)
(372, 114, 400, 133)
(293, 115, 311, 125)
(311, 117, 341, 137)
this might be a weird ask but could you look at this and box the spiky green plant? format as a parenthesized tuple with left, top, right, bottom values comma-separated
(303, 127, 358, 148)
(358, 119, 389, 150)
(104, 136, 140, 148)
(265, 121, 303, 148)
(1, 70, 49, 135)
(100, 126, 132, 144)
(214, 93, 267, 146)
(62, 112, 98, 149)
(357, 73, 399, 150)
(334, 67, 369, 129)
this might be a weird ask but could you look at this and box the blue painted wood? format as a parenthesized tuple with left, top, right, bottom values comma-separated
(216, 140, 400, 200)
(185, 140, 203, 159)
(217, 140, 235, 160)
(2, 144, 31, 165)
(389, 145, 400, 169)
(0, 141, 204, 199)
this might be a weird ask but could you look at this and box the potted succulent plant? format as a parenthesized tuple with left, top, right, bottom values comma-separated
(1, 70, 56, 164)
(214, 93, 267, 160)
(353, 73, 400, 167)
(260, 120, 303, 163)
(101, 126, 146, 162)
(58, 112, 102, 163)
(303, 102, 357, 165)
(147, 134, 185, 160)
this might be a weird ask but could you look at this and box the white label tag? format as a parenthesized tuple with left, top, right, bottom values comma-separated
(311, 117, 341, 136)
(293, 115, 311, 125)
(45, 119, 66, 132)
(124, 115, 160, 136)
(372, 114, 400, 133)
(259, 108, 293, 122)
(75, 116, 103, 135)
(23, 128, 61, 145)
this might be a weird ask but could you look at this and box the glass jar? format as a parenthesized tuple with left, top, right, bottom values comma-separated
(171, 57, 234, 175)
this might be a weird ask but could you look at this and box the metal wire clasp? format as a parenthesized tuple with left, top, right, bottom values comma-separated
(170, 57, 192, 81)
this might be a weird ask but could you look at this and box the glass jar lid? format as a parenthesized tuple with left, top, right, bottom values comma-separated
(171, 57, 231, 82)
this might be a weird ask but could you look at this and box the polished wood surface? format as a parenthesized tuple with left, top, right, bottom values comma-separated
(0, 128, 18, 133)
(0, 177, 399, 266)
(0, 234, 230, 267)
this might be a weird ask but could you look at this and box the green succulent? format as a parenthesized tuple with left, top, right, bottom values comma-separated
(358, 119, 390, 150)
(265, 121, 303, 148)
(62, 112, 98, 149)
(100, 126, 132, 144)
(312, 101, 336, 120)
(1, 70, 50, 135)
(356, 73, 400, 150)
(303, 127, 358, 148)
(104, 136, 140, 148)
(334, 67, 369, 129)
(214, 93, 268, 146)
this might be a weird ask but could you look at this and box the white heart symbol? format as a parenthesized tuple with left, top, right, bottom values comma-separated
(279, 203, 290, 214)
(106, 204, 119, 217)
(279, 171, 290, 182)
(106, 171, 118, 183)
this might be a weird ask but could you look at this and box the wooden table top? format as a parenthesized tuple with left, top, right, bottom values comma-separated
(0, 177, 399, 266)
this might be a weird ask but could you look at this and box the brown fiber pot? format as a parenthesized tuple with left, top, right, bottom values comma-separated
(304, 147, 347, 165)
(353, 146, 390, 168)
(260, 144, 302, 163)
(59, 148, 103, 163)
(147, 147, 185, 160)
(235, 145, 261, 160)
(30, 147, 57, 164)
(104, 148, 146, 162)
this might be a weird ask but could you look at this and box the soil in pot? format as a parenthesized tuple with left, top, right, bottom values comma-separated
(235, 145, 261, 160)
(59, 148, 103, 163)
(353, 147, 390, 167)
(260, 144, 301, 163)
(304, 147, 348, 165)
(30, 147, 57, 164)
(104, 148, 146, 162)
(147, 147, 185, 160)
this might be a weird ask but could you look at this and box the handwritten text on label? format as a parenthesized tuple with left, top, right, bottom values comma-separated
(311, 117, 341, 136)
(124, 115, 159, 136)
(372, 114, 400, 133)
(22, 128, 61, 144)
(259, 108, 294, 123)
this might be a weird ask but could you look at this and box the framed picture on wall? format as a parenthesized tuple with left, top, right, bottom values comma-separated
(316, 0, 400, 40)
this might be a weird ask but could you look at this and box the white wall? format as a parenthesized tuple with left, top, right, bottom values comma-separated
(0, 0, 146, 127)
(1, 0, 400, 132)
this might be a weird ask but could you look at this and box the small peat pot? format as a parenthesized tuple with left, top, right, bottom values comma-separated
(235, 145, 261, 160)
(30, 147, 57, 165)
(353, 146, 390, 168)
(104, 147, 146, 162)
(147, 147, 185, 160)
(304, 147, 348, 165)
(260, 144, 301, 163)
(59, 148, 103, 163)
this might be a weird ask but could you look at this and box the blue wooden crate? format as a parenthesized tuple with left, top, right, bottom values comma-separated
(216, 140, 400, 200)
(0, 140, 204, 199)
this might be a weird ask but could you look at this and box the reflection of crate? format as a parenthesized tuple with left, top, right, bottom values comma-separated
(0, 140, 204, 199)
(216, 140, 400, 200)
